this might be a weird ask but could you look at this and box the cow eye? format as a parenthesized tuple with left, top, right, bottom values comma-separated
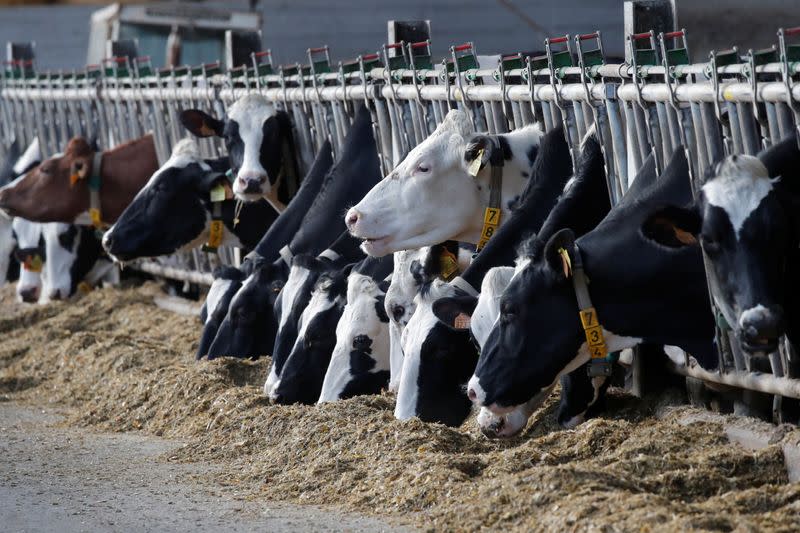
(391, 305, 404, 322)
(416, 163, 430, 174)
(500, 302, 517, 323)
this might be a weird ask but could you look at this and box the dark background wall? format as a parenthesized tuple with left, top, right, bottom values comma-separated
(0, 1, 797, 70)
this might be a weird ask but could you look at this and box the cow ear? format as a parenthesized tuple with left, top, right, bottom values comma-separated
(642, 205, 701, 248)
(180, 109, 224, 138)
(544, 228, 576, 279)
(433, 295, 478, 331)
(69, 155, 92, 185)
(463, 136, 492, 177)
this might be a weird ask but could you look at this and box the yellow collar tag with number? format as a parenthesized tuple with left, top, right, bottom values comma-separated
(579, 306, 608, 360)
(23, 254, 43, 273)
(206, 220, 224, 249)
(89, 208, 103, 229)
(476, 207, 501, 252)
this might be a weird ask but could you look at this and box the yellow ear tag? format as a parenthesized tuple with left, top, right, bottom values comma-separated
(207, 220, 224, 249)
(439, 249, 459, 281)
(89, 208, 102, 229)
(70, 174, 80, 187)
(210, 183, 226, 203)
(558, 247, 572, 278)
(24, 254, 43, 273)
(77, 281, 93, 294)
(467, 148, 484, 177)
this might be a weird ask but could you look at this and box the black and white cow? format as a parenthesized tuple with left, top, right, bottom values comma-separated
(346, 109, 543, 256)
(644, 135, 800, 355)
(467, 148, 717, 427)
(194, 141, 334, 358)
(202, 107, 382, 360)
(383, 242, 468, 391)
(103, 138, 279, 261)
(13, 218, 44, 302)
(1, 138, 42, 284)
(392, 126, 576, 427)
(274, 255, 393, 405)
(180, 94, 300, 207)
(43, 222, 114, 300)
(264, 232, 364, 396)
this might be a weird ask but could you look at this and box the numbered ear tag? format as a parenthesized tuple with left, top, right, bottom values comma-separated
(558, 247, 572, 278)
(467, 148, 484, 177)
(210, 184, 226, 203)
(70, 174, 81, 187)
(206, 220, 224, 250)
(24, 254, 43, 273)
(89, 208, 102, 229)
(453, 313, 472, 330)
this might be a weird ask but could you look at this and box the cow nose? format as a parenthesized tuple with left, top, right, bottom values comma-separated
(237, 172, 267, 193)
(271, 393, 284, 404)
(345, 208, 360, 228)
(740, 305, 784, 351)
(467, 388, 477, 402)
(19, 287, 39, 303)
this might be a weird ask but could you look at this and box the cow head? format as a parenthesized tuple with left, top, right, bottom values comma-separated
(346, 110, 539, 256)
(12, 218, 44, 303)
(318, 273, 391, 403)
(205, 260, 283, 360)
(103, 139, 227, 261)
(42, 223, 82, 300)
(0, 138, 92, 222)
(394, 279, 479, 427)
(273, 267, 351, 404)
(643, 155, 788, 354)
(180, 94, 291, 204)
(196, 264, 248, 359)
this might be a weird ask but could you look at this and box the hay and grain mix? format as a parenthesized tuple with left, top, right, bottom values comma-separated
(1, 282, 799, 531)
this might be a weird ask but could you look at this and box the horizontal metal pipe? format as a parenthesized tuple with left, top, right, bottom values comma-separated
(134, 261, 214, 285)
(668, 360, 800, 400)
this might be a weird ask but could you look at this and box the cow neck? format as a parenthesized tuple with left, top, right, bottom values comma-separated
(90, 135, 158, 226)
(559, 242, 616, 378)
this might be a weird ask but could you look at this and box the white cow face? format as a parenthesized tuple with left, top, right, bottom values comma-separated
(13, 218, 43, 303)
(181, 94, 281, 202)
(345, 111, 481, 256)
(42, 222, 79, 300)
(319, 273, 391, 403)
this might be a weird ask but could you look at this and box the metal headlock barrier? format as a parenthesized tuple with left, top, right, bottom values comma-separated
(3, 26, 800, 419)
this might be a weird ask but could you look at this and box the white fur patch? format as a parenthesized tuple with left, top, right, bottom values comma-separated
(702, 155, 774, 238)
(203, 278, 233, 324)
(12, 138, 42, 176)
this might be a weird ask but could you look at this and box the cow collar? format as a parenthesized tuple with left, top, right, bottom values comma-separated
(473, 140, 504, 253)
(88, 151, 106, 230)
(559, 243, 616, 377)
(203, 175, 234, 254)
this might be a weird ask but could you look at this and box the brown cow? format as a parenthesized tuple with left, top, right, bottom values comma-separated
(0, 134, 159, 224)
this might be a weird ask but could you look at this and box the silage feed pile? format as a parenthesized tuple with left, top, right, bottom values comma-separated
(1, 282, 799, 531)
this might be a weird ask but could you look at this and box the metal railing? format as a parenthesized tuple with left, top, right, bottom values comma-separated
(2, 27, 800, 418)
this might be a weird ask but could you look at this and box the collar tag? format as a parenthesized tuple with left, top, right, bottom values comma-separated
(580, 307, 608, 359)
(476, 207, 501, 252)
(210, 183, 226, 203)
(467, 148, 484, 177)
(203, 219, 224, 253)
(89, 207, 103, 229)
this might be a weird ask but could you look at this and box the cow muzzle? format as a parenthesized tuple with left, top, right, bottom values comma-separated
(234, 171, 268, 197)
(739, 304, 783, 354)
(18, 285, 39, 303)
